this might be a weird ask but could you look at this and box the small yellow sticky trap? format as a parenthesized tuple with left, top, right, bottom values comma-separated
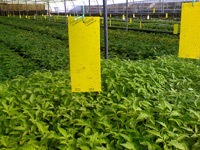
(109, 18, 112, 27)
(110, 14, 112, 18)
(165, 13, 168, 19)
(173, 24, 179, 34)
(68, 17, 101, 92)
(153, 8, 156, 13)
(140, 21, 142, 28)
(122, 14, 125, 20)
(100, 12, 102, 16)
(130, 18, 132, 23)
(179, 2, 200, 59)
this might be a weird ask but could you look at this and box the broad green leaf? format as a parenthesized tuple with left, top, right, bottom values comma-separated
(156, 138, 164, 143)
(136, 111, 151, 120)
(95, 146, 107, 150)
(145, 124, 158, 131)
(177, 134, 189, 142)
(0, 136, 9, 147)
(170, 110, 181, 117)
(163, 100, 172, 112)
(29, 94, 35, 103)
(146, 130, 161, 138)
(181, 127, 193, 133)
(168, 118, 182, 126)
(80, 145, 90, 150)
(57, 126, 68, 139)
(188, 109, 200, 120)
(168, 140, 188, 150)
(13, 126, 26, 131)
(156, 121, 167, 128)
(119, 133, 131, 142)
(121, 142, 137, 150)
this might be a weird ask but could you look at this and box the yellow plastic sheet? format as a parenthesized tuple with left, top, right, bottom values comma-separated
(68, 17, 101, 92)
(179, 2, 200, 59)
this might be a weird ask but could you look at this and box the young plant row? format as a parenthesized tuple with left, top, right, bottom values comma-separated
(0, 56, 199, 149)
(0, 17, 179, 61)
(109, 19, 174, 32)
(0, 43, 38, 83)
(0, 17, 68, 40)
(0, 23, 69, 71)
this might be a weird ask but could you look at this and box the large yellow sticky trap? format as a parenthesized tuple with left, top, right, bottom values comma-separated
(68, 17, 101, 92)
(179, 2, 200, 59)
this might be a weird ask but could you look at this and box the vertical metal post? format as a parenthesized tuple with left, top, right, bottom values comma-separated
(26, 0, 28, 16)
(12, 0, 14, 16)
(103, 0, 108, 59)
(47, 0, 50, 21)
(18, 0, 20, 16)
(6, 0, 8, 16)
(126, 0, 128, 31)
(64, 0, 67, 23)
(35, 0, 38, 19)
(88, 0, 91, 16)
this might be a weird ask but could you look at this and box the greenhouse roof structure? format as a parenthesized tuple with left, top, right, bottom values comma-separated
(0, 0, 196, 13)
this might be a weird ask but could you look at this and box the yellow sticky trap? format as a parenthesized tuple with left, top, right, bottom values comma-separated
(179, 2, 200, 59)
(19, 15, 21, 19)
(140, 21, 142, 28)
(173, 24, 179, 34)
(153, 8, 156, 13)
(122, 14, 125, 20)
(130, 18, 132, 23)
(100, 12, 102, 16)
(68, 17, 101, 92)
(165, 13, 168, 19)
(109, 18, 111, 27)
(110, 14, 112, 18)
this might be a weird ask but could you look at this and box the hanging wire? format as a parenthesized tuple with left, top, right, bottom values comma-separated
(74, 0, 85, 22)
(192, 0, 195, 7)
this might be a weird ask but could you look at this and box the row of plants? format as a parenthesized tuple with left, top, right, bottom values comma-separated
(0, 17, 68, 40)
(0, 23, 69, 71)
(108, 19, 175, 32)
(0, 17, 179, 61)
(0, 43, 39, 83)
(0, 56, 199, 149)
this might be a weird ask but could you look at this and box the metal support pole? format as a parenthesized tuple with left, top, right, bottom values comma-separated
(64, 0, 67, 23)
(88, 0, 91, 16)
(35, 0, 38, 19)
(26, 0, 28, 16)
(126, 0, 128, 31)
(103, 0, 108, 59)
(18, 0, 20, 16)
(47, 0, 50, 21)
(12, 0, 14, 16)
